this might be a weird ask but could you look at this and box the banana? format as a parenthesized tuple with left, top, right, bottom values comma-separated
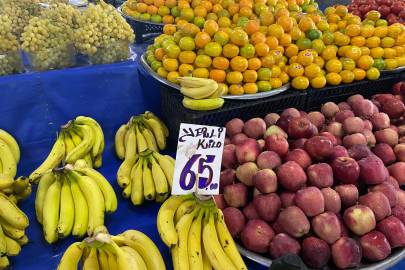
(182, 97, 225, 111)
(177, 206, 202, 270)
(180, 80, 218, 99)
(0, 129, 20, 164)
(125, 125, 137, 160)
(201, 208, 212, 270)
(104, 243, 138, 270)
(68, 171, 104, 236)
(203, 210, 237, 270)
(75, 117, 104, 158)
(0, 192, 29, 230)
(174, 199, 197, 225)
(82, 245, 91, 269)
(142, 118, 166, 150)
(0, 256, 9, 269)
(176, 77, 214, 88)
(164, 155, 176, 166)
(57, 177, 75, 239)
(150, 156, 168, 202)
(83, 153, 94, 169)
(216, 210, 247, 270)
(135, 124, 148, 153)
(140, 125, 158, 152)
(116, 124, 128, 160)
(69, 130, 83, 147)
(42, 175, 62, 244)
(98, 248, 110, 270)
(188, 209, 204, 270)
(0, 224, 6, 256)
(16, 235, 28, 246)
(104, 247, 119, 270)
(124, 124, 132, 153)
(73, 166, 117, 214)
(1, 187, 13, 196)
(122, 182, 132, 199)
(14, 185, 31, 202)
(5, 235, 21, 256)
(121, 246, 148, 270)
(66, 125, 95, 164)
(57, 241, 87, 270)
(93, 226, 109, 235)
(29, 133, 65, 184)
(112, 230, 166, 270)
(142, 158, 156, 201)
(207, 84, 226, 99)
(0, 139, 17, 178)
(117, 156, 138, 188)
(131, 159, 143, 206)
(172, 245, 180, 270)
(64, 133, 76, 156)
(0, 173, 14, 190)
(153, 152, 174, 191)
(144, 111, 169, 138)
(94, 155, 102, 169)
(0, 216, 25, 240)
(35, 170, 55, 224)
(8, 194, 17, 204)
(0, 160, 2, 173)
(83, 248, 100, 270)
(12, 176, 29, 194)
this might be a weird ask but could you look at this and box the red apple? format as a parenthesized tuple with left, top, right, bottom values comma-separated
(213, 194, 228, 210)
(235, 138, 261, 164)
(231, 133, 248, 145)
(338, 102, 352, 111)
(219, 169, 236, 193)
(359, 231, 391, 261)
(312, 212, 341, 244)
(347, 143, 374, 161)
(321, 102, 340, 119)
(328, 145, 349, 162)
(370, 181, 399, 207)
(302, 237, 331, 269)
(393, 81, 403, 95)
(375, 128, 399, 148)
(382, 98, 405, 119)
(222, 144, 238, 169)
(335, 110, 355, 124)
(307, 163, 333, 188)
(353, 99, 374, 119)
(391, 206, 405, 225)
(241, 219, 275, 253)
(279, 191, 296, 209)
(236, 162, 259, 186)
(288, 117, 313, 139)
(265, 133, 289, 158)
(344, 204, 376, 235)
(257, 151, 281, 171)
(377, 216, 405, 247)
(222, 207, 246, 238)
(318, 132, 338, 146)
(304, 136, 333, 161)
(291, 138, 307, 150)
(358, 191, 392, 221)
(226, 118, 244, 137)
(224, 183, 248, 207)
(276, 115, 295, 133)
(321, 187, 342, 214)
(295, 187, 325, 217)
(285, 149, 312, 170)
(242, 202, 260, 221)
(277, 161, 307, 192)
(306, 111, 325, 130)
(394, 144, 405, 163)
(335, 184, 359, 209)
(343, 133, 367, 149)
(362, 129, 377, 148)
(388, 162, 405, 186)
(281, 108, 300, 118)
(244, 118, 266, 139)
(358, 155, 388, 185)
(331, 237, 362, 269)
(277, 206, 310, 238)
(264, 113, 280, 128)
(326, 121, 345, 138)
(269, 233, 301, 259)
(331, 157, 360, 184)
(253, 193, 281, 222)
(372, 143, 396, 165)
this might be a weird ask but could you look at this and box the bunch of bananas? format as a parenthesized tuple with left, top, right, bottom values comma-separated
(178, 77, 225, 111)
(117, 149, 175, 204)
(115, 111, 169, 160)
(0, 129, 31, 203)
(35, 160, 117, 243)
(158, 194, 247, 270)
(29, 116, 105, 184)
(57, 226, 166, 270)
(0, 192, 30, 269)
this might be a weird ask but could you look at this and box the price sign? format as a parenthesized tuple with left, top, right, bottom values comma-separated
(172, 124, 226, 195)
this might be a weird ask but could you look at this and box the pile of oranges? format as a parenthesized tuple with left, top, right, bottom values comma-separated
(139, 0, 405, 93)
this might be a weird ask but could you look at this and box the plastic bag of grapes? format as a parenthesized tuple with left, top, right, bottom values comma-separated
(25, 43, 76, 72)
(89, 40, 131, 66)
(0, 51, 24, 77)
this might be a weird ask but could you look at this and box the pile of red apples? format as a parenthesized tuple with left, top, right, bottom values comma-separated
(216, 83, 405, 269)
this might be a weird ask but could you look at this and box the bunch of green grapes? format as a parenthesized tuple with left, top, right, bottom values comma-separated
(0, 52, 23, 76)
(89, 39, 131, 65)
(0, 14, 23, 76)
(40, 3, 81, 30)
(75, 3, 135, 61)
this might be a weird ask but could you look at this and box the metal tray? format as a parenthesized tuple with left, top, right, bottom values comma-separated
(140, 54, 291, 100)
(380, 66, 405, 74)
(236, 242, 405, 270)
(118, 7, 174, 26)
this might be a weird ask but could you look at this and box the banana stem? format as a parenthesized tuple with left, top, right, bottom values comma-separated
(61, 119, 75, 131)
(139, 148, 153, 157)
(194, 193, 216, 207)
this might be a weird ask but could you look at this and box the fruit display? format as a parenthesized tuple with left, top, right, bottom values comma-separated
(35, 162, 117, 243)
(217, 86, 405, 268)
(157, 194, 247, 269)
(0, 192, 30, 269)
(57, 227, 166, 270)
(29, 116, 105, 185)
(347, 0, 405, 25)
(0, 129, 31, 204)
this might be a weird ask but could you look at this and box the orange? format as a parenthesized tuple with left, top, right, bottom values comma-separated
(260, 11, 275, 26)
(136, 3, 148, 13)
(291, 76, 309, 89)
(228, 84, 244, 95)
(182, 23, 200, 38)
(304, 63, 320, 77)
(260, 55, 276, 68)
(321, 46, 337, 61)
(384, 59, 398, 70)
(226, 71, 243, 84)
(212, 57, 230, 70)
(270, 78, 283, 89)
(339, 70, 354, 84)
(346, 24, 361, 37)
(357, 55, 374, 70)
(267, 24, 284, 39)
(193, 68, 210, 78)
(204, 20, 219, 36)
(250, 32, 266, 46)
(248, 57, 262, 70)
(394, 46, 405, 57)
(194, 6, 207, 17)
(166, 0, 177, 7)
(274, 7, 289, 20)
(360, 46, 371, 56)
(177, 20, 189, 30)
(366, 67, 380, 80)
(344, 46, 362, 60)
(395, 34, 405, 46)
(195, 32, 211, 48)
(341, 58, 356, 71)
(352, 68, 366, 80)
(243, 70, 258, 82)
(335, 5, 348, 16)
(178, 0, 190, 10)
(326, 72, 341, 86)
(288, 63, 304, 77)
(223, 44, 240, 58)
(361, 25, 375, 38)
(254, 43, 269, 57)
(221, 0, 234, 9)
(242, 83, 258, 94)
(180, 8, 194, 22)
(335, 35, 351, 47)
(271, 65, 281, 78)
(179, 51, 196, 64)
(179, 64, 194, 76)
(245, 20, 260, 36)
(204, 42, 222, 57)
(310, 76, 326, 88)
(323, 33, 335, 45)
(265, 36, 279, 50)
(374, 26, 388, 38)
(201, 1, 213, 12)
(395, 56, 405, 67)
(214, 31, 230, 46)
(154, 0, 165, 6)
(195, 55, 212, 68)
(298, 17, 315, 32)
(165, 44, 181, 58)
(239, 0, 253, 8)
(325, 59, 342, 73)
(144, 0, 154, 4)
(206, 13, 218, 22)
(157, 67, 169, 78)
(155, 48, 166, 61)
(167, 71, 181, 84)
(209, 69, 226, 82)
(279, 71, 289, 84)
(230, 56, 249, 72)
(350, 36, 366, 47)
(163, 58, 179, 71)
(277, 15, 293, 32)
(296, 51, 313, 66)
(212, 3, 223, 14)
(327, 14, 340, 24)
(239, 7, 253, 18)
(383, 48, 396, 59)
(288, 26, 302, 41)
(381, 37, 395, 48)
(218, 17, 232, 28)
(314, 56, 325, 68)
(366, 36, 381, 48)
(228, 3, 240, 15)
(388, 26, 401, 38)
(231, 30, 249, 45)
(284, 44, 298, 59)
(162, 15, 175, 24)
(278, 33, 291, 47)
(191, 0, 201, 8)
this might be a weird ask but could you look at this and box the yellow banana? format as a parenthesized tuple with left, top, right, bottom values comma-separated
(98, 248, 110, 270)
(0, 129, 20, 164)
(12, 176, 29, 194)
(142, 118, 166, 150)
(183, 97, 225, 111)
(144, 111, 169, 138)
(0, 192, 29, 230)
(216, 210, 247, 270)
(189, 209, 204, 270)
(5, 235, 21, 256)
(83, 153, 94, 169)
(174, 199, 197, 225)
(93, 226, 109, 235)
(0, 256, 9, 269)
(29, 133, 65, 184)
(201, 208, 212, 270)
(75, 117, 105, 158)
(140, 125, 158, 152)
(94, 155, 102, 169)
(104, 247, 119, 270)
(14, 185, 32, 202)
(57, 241, 87, 270)
(0, 139, 16, 178)
(69, 130, 83, 147)
(35, 170, 55, 224)
(83, 248, 100, 270)
(176, 77, 214, 88)
(153, 152, 174, 191)
(131, 159, 143, 206)
(121, 246, 148, 270)
(16, 235, 28, 246)
(42, 175, 62, 244)
(104, 243, 138, 270)
(64, 133, 76, 156)
(135, 124, 148, 153)
(0, 173, 14, 190)
(142, 158, 155, 201)
(172, 245, 180, 270)
(125, 125, 137, 160)
(0, 224, 6, 256)
(66, 125, 95, 164)
(180, 80, 218, 99)
(164, 155, 176, 166)
(0, 187, 13, 196)
(112, 230, 166, 270)
(115, 124, 128, 160)
(81, 245, 90, 269)
(117, 155, 138, 188)
(0, 160, 2, 173)
(207, 83, 226, 99)
(73, 166, 117, 214)
(57, 177, 75, 239)
(0, 216, 25, 240)
(203, 210, 237, 270)
(122, 182, 132, 199)
(150, 156, 168, 202)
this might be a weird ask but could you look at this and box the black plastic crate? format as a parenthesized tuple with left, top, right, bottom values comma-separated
(125, 18, 163, 44)
(304, 73, 401, 112)
(162, 84, 307, 147)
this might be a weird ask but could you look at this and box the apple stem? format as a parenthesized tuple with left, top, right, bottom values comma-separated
(367, 189, 370, 193)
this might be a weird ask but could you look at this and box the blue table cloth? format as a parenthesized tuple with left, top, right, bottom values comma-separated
(0, 43, 404, 270)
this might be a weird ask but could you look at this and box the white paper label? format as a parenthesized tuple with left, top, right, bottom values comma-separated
(172, 124, 226, 195)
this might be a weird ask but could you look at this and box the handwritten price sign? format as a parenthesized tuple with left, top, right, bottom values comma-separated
(172, 124, 226, 195)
